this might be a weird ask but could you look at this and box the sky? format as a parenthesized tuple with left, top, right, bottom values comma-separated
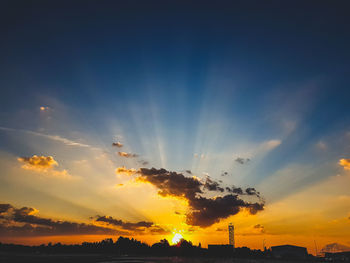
(0, 0, 350, 255)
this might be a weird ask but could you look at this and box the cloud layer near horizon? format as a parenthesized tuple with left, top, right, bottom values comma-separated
(0, 203, 167, 237)
(0, 203, 118, 237)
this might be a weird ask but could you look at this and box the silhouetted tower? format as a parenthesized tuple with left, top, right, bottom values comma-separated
(228, 223, 234, 247)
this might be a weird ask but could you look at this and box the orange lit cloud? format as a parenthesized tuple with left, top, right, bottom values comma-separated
(18, 155, 58, 171)
(17, 155, 72, 178)
(39, 106, 50, 111)
(118, 152, 138, 158)
(115, 167, 137, 176)
(112, 142, 123, 147)
(339, 158, 350, 170)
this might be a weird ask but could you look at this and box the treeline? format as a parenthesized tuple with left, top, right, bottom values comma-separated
(0, 236, 265, 258)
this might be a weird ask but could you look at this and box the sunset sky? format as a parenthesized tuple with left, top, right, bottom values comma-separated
(1, 1, 350, 255)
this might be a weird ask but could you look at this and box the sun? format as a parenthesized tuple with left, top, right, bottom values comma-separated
(171, 233, 183, 244)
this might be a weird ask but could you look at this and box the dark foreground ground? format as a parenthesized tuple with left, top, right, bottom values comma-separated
(0, 253, 321, 263)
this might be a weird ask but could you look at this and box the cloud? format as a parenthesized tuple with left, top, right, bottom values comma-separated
(225, 186, 244, 195)
(253, 224, 265, 233)
(137, 167, 203, 199)
(221, 171, 229, 176)
(126, 167, 264, 227)
(186, 195, 264, 227)
(18, 155, 58, 171)
(224, 186, 261, 198)
(17, 155, 72, 178)
(204, 177, 224, 192)
(263, 139, 281, 150)
(149, 225, 170, 234)
(39, 106, 50, 111)
(95, 216, 153, 230)
(0, 126, 92, 148)
(115, 167, 137, 176)
(339, 159, 350, 170)
(316, 141, 327, 150)
(245, 187, 261, 198)
(320, 243, 350, 253)
(118, 152, 138, 158)
(94, 216, 169, 234)
(0, 203, 119, 237)
(235, 157, 250, 165)
(112, 142, 123, 147)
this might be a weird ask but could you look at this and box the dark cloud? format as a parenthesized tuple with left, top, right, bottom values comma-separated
(0, 204, 12, 213)
(221, 171, 229, 176)
(225, 186, 243, 195)
(118, 152, 138, 158)
(0, 203, 119, 237)
(142, 161, 149, 166)
(95, 216, 169, 235)
(320, 243, 350, 253)
(185, 170, 192, 174)
(235, 157, 250, 165)
(246, 187, 260, 197)
(112, 142, 123, 147)
(188, 226, 196, 232)
(95, 215, 153, 230)
(138, 167, 203, 199)
(253, 224, 265, 233)
(225, 186, 260, 198)
(135, 167, 264, 228)
(204, 177, 224, 192)
(149, 225, 170, 234)
(186, 195, 263, 227)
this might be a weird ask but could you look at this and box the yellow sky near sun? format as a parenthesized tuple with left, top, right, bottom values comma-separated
(1, 149, 349, 255)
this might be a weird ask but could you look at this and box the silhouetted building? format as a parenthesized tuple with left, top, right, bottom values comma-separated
(208, 244, 234, 256)
(271, 245, 308, 259)
(325, 251, 350, 262)
(228, 223, 234, 247)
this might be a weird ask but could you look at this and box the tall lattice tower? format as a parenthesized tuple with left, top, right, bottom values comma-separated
(228, 223, 234, 247)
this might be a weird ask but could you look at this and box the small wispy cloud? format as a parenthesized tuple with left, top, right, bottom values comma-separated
(39, 106, 51, 112)
(260, 139, 281, 151)
(316, 141, 327, 150)
(112, 142, 123, 147)
(118, 152, 138, 158)
(115, 167, 137, 176)
(253, 224, 265, 233)
(235, 157, 250, 164)
(0, 126, 92, 148)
